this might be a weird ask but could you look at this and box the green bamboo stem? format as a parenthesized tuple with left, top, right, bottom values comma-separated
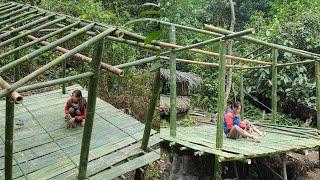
(0, 22, 80, 59)
(0, 2, 14, 9)
(14, 34, 21, 82)
(62, 58, 67, 94)
(141, 66, 161, 151)
(115, 56, 158, 69)
(0, 12, 45, 32)
(281, 154, 288, 180)
(78, 38, 105, 180)
(214, 156, 222, 180)
(316, 61, 320, 130)
(0, 9, 38, 26)
(236, 65, 271, 70)
(0, 14, 53, 40)
(0, 5, 30, 20)
(277, 59, 315, 67)
(0, 27, 116, 98)
(244, 46, 264, 58)
(240, 68, 244, 120)
(0, 17, 66, 48)
(0, 23, 94, 74)
(0, 4, 21, 15)
(204, 25, 320, 60)
(16, 72, 94, 92)
(271, 49, 278, 124)
(216, 40, 227, 148)
(169, 25, 177, 137)
(5, 95, 14, 180)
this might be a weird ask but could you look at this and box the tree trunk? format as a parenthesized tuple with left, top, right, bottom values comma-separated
(224, 0, 236, 108)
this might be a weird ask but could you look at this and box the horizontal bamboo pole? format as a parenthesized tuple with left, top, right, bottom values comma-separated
(160, 56, 246, 68)
(0, 27, 116, 98)
(26, 34, 124, 76)
(0, 12, 45, 32)
(0, 17, 66, 48)
(16, 72, 94, 92)
(0, 22, 80, 59)
(236, 65, 271, 70)
(0, 77, 23, 103)
(0, 23, 95, 74)
(0, 4, 23, 16)
(0, 14, 54, 40)
(115, 56, 158, 69)
(0, 9, 38, 26)
(0, 5, 30, 20)
(276, 59, 315, 67)
(204, 24, 320, 59)
(0, 2, 14, 9)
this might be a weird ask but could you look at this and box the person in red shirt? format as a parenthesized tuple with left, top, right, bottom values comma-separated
(224, 102, 264, 142)
(65, 90, 87, 128)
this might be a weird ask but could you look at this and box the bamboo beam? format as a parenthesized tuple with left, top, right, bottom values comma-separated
(0, 2, 14, 9)
(204, 24, 320, 59)
(141, 66, 161, 151)
(0, 5, 30, 20)
(114, 56, 158, 69)
(316, 61, 320, 130)
(236, 65, 271, 70)
(4, 95, 14, 180)
(0, 27, 116, 98)
(216, 40, 227, 149)
(26, 34, 124, 76)
(0, 22, 80, 59)
(0, 17, 66, 48)
(0, 77, 23, 103)
(277, 59, 315, 67)
(16, 72, 94, 92)
(271, 49, 278, 124)
(0, 10, 41, 26)
(0, 4, 21, 15)
(160, 56, 245, 68)
(240, 68, 244, 120)
(169, 25, 177, 137)
(0, 12, 45, 32)
(0, 14, 54, 40)
(0, 23, 95, 74)
(78, 38, 105, 180)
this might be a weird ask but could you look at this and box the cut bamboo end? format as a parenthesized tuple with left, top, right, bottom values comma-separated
(11, 91, 23, 104)
(114, 30, 124, 38)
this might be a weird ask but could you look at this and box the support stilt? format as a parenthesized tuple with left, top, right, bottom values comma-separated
(5, 95, 14, 180)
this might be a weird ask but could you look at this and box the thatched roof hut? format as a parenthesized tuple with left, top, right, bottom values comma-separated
(160, 69, 201, 116)
(160, 69, 202, 96)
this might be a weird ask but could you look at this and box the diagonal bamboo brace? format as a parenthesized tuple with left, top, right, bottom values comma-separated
(26, 35, 124, 76)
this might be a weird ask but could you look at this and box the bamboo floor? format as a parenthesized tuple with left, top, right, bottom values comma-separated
(0, 86, 160, 179)
(160, 124, 320, 162)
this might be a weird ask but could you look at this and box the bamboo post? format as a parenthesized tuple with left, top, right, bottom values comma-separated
(78, 38, 105, 180)
(62, 58, 66, 94)
(281, 154, 288, 180)
(5, 95, 14, 180)
(14, 35, 20, 81)
(271, 49, 278, 124)
(240, 68, 244, 120)
(169, 25, 177, 137)
(214, 40, 227, 180)
(316, 61, 320, 130)
(141, 66, 161, 151)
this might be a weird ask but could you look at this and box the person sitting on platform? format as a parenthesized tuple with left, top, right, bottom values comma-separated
(224, 102, 265, 142)
(65, 89, 87, 128)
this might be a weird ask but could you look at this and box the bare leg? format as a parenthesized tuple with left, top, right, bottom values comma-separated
(243, 119, 265, 136)
(228, 125, 260, 142)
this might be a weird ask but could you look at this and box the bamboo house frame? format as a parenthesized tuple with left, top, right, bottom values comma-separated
(0, 1, 319, 180)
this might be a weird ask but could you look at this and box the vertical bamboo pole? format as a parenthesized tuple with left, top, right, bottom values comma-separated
(78, 38, 105, 180)
(5, 95, 14, 180)
(316, 61, 320, 130)
(169, 25, 177, 137)
(315, 61, 320, 164)
(214, 40, 227, 180)
(141, 66, 161, 151)
(62, 59, 66, 94)
(14, 34, 20, 81)
(281, 154, 287, 180)
(271, 49, 278, 124)
(240, 68, 244, 120)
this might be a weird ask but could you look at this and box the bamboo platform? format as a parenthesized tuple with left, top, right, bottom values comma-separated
(0, 86, 160, 179)
(160, 125, 320, 162)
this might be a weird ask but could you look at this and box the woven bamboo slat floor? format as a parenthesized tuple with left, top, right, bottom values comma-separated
(160, 125, 320, 161)
(0, 85, 160, 179)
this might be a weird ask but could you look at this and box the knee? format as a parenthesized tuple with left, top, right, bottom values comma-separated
(232, 125, 241, 131)
(69, 107, 75, 114)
